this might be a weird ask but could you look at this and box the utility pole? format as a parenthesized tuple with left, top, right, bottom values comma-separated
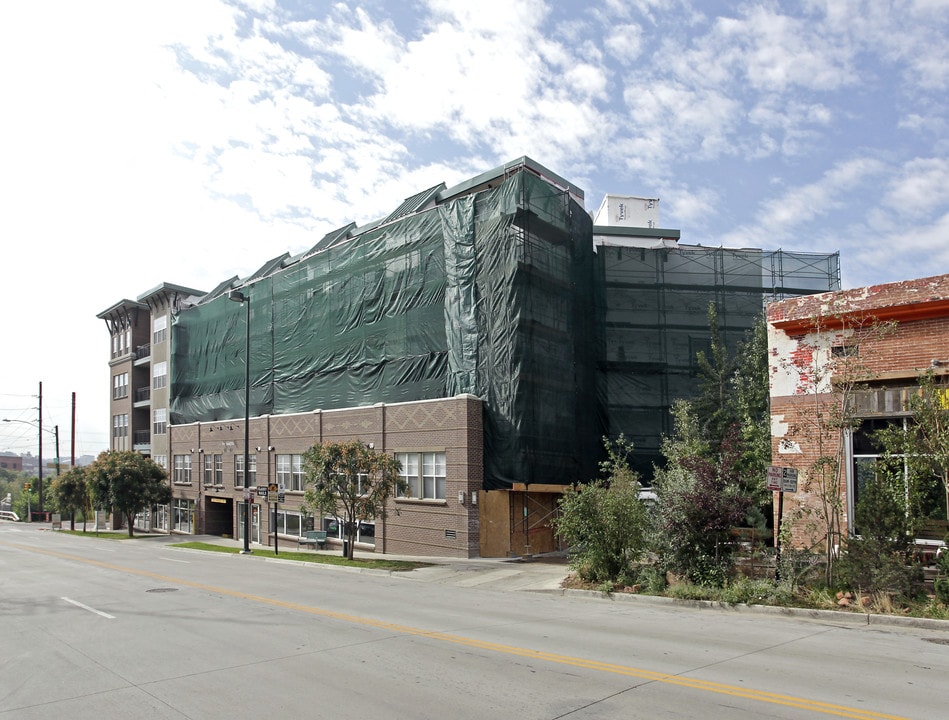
(71, 392, 76, 467)
(38, 381, 44, 514)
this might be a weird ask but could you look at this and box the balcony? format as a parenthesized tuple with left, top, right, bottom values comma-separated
(133, 343, 151, 366)
(133, 430, 151, 453)
(134, 386, 151, 408)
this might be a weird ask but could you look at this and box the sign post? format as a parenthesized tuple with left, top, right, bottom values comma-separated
(768, 466, 798, 581)
(269, 483, 279, 555)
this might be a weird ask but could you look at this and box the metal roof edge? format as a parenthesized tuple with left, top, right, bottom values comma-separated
(136, 282, 208, 303)
(96, 299, 148, 319)
(438, 156, 584, 203)
(593, 225, 681, 239)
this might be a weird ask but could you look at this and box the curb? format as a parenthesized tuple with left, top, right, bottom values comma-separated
(532, 586, 949, 631)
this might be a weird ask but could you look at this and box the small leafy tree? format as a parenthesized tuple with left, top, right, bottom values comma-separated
(774, 315, 894, 585)
(554, 435, 651, 586)
(50, 466, 90, 531)
(87, 451, 171, 537)
(693, 308, 773, 528)
(876, 370, 949, 526)
(301, 440, 405, 560)
(836, 460, 922, 597)
(653, 403, 752, 586)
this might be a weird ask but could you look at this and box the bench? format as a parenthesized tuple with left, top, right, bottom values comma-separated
(299, 530, 327, 550)
(0, 510, 20, 522)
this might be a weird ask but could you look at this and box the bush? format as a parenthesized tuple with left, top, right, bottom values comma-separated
(555, 436, 652, 585)
(835, 538, 924, 598)
(934, 550, 949, 604)
(719, 578, 793, 606)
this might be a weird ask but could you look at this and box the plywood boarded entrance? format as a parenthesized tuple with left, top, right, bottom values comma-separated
(479, 484, 565, 558)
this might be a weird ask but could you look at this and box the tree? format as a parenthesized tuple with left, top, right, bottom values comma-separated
(301, 440, 405, 560)
(836, 463, 922, 597)
(554, 435, 651, 586)
(653, 404, 752, 586)
(876, 370, 949, 526)
(693, 308, 773, 527)
(50, 466, 90, 531)
(693, 303, 734, 448)
(87, 451, 171, 537)
(773, 315, 894, 585)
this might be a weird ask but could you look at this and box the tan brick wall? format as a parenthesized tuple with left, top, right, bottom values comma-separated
(169, 394, 484, 558)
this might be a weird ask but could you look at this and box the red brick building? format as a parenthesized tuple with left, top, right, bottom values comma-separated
(767, 274, 949, 549)
(0, 455, 23, 472)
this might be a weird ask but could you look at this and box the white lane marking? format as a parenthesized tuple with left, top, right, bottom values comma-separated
(62, 597, 115, 619)
(160, 557, 189, 563)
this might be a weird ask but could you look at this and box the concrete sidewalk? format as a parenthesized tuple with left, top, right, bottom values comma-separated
(130, 528, 573, 593)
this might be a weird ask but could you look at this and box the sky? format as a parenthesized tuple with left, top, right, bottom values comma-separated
(1, 0, 947, 458)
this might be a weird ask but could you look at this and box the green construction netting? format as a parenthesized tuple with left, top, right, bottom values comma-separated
(171, 169, 599, 489)
(170, 165, 839, 487)
(595, 244, 840, 476)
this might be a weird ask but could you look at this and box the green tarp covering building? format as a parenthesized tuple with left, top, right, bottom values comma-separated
(169, 157, 839, 489)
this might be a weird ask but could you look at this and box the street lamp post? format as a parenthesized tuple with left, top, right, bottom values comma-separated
(228, 288, 252, 554)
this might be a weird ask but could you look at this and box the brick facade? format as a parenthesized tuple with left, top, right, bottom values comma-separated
(768, 274, 949, 547)
(169, 394, 483, 558)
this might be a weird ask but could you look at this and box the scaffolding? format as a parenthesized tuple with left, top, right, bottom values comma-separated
(596, 244, 840, 474)
(171, 167, 598, 490)
(168, 159, 839, 488)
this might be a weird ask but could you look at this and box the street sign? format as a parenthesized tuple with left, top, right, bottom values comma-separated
(268, 483, 278, 494)
(277, 493, 286, 503)
(256, 486, 268, 497)
(767, 466, 799, 493)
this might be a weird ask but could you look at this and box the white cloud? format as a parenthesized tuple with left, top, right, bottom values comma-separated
(882, 157, 949, 217)
(603, 24, 644, 65)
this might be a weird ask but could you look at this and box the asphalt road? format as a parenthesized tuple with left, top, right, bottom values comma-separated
(2, 525, 948, 719)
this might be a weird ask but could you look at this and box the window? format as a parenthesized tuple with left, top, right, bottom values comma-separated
(851, 417, 946, 537)
(112, 325, 132, 358)
(276, 454, 304, 491)
(173, 454, 192, 484)
(153, 315, 167, 344)
(173, 498, 193, 533)
(322, 516, 375, 546)
(397, 451, 446, 500)
(203, 454, 222, 485)
(153, 503, 168, 531)
(112, 414, 128, 450)
(153, 408, 166, 435)
(153, 361, 168, 390)
(272, 509, 303, 538)
(113, 372, 129, 399)
(235, 453, 257, 487)
(153, 455, 167, 469)
(112, 414, 128, 438)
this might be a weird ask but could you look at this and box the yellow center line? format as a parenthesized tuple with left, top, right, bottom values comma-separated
(6, 541, 909, 720)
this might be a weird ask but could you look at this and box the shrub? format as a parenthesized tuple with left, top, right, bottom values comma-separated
(555, 436, 652, 584)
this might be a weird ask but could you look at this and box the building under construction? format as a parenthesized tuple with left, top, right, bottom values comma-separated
(99, 157, 839, 557)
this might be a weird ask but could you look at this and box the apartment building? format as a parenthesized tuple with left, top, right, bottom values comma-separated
(99, 156, 840, 557)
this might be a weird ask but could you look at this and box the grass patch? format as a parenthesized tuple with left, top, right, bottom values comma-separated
(172, 542, 430, 572)
(57, 530, 138, 540)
